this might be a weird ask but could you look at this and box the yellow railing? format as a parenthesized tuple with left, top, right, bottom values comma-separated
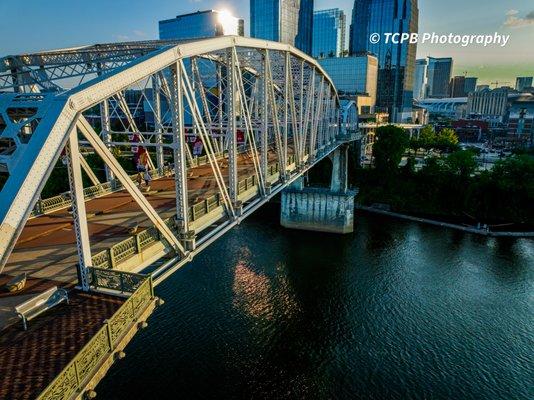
(90, 161, 282, 270)
(37, 271, 154, 400)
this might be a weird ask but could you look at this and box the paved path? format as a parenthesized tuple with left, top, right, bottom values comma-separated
(0, 290, 123, 400)
(1, 149, 282, 329)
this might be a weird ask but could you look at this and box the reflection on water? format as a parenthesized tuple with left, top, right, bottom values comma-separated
(97, 205, 534, 400)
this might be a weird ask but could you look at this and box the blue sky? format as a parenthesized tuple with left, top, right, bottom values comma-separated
(1, 0, 533, 84)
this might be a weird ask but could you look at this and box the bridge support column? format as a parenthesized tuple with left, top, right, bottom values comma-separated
(179, 230, 196, 252)
(280, 145, 357, 234)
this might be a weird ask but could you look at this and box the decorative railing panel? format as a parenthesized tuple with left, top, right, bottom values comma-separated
(87, 161, 280, 271)
(37, 272, 154, 400)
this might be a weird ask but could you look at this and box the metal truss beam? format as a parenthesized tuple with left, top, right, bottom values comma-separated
(77, 115, 187, 256)
(0, 36, 342, 274)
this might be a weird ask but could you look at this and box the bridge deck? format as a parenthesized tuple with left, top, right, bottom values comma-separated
(0, 148, 281, 330)
(0, 289, 124, 400)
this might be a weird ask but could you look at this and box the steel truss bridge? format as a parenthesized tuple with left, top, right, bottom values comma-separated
(0, 36, 358, 291)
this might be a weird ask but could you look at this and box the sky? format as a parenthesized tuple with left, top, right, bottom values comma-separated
(0, 0, 533, 85)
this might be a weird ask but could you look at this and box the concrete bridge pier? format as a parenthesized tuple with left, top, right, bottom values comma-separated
(280, 144, 357, 234)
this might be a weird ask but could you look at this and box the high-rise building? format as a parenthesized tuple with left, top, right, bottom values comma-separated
(318, 54, 378, 113)
(296, 0, 314, 54)
(313, 8, 346, 59)
(508, 94, 534, 137)
(348, 0, 419, 122)
(250, 0, 314, 54)
(426, 57, 452, 98)
(516, 77, 533, 92)
(159, 10, 244, 40)
(413, 58, 428, 100)
(450, 76, 466, 98)
(464, 77, 478, 95)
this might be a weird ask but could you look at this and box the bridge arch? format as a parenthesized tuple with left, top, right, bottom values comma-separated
(0, 36, 356, 284)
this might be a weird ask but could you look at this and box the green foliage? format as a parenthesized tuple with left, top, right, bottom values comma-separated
(491, 155, 534, 196)
(373, 125, 409, 173)
(411, 125, 459, 152)
(402, 156, 416, 175)
(438, 128, 459, 148)
(445, 150, 478, 177)
(355, 152, 534, 224)
(419, 125, 436, 148)
(41, 160, 69, 198)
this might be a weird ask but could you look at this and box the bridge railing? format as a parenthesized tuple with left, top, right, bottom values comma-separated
(37, 269, 154, 400)
(29, 152, 228, 218)
(90, 160, 282, 270)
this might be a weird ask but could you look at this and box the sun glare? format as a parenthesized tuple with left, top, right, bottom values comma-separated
(217, 9, 238, 35)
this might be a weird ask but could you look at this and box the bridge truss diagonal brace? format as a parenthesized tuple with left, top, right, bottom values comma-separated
(78, 153, 101, 187)
(77, 115, 187, 257)
(115, 91, 155, 171)
(65, 127, 92, 291)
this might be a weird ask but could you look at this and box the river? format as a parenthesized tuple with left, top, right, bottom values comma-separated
(97, 205, 533, 400)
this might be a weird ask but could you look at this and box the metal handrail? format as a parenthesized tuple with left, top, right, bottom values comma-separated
(36, 271, 154, 400)
(90, 161, 280, 270)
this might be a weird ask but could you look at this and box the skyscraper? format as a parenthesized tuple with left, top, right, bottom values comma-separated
(426, 57, 453, 98)
(313, 8, 346, 59)
(296, 0, 314, 54)
(349, 0, 419, 122)
(250, 0, 314, 54)
(413, 58, 428, 100)
(159, 10, 244, 40)
(516, 77, 533, 92)
(464, 77, 478, 95)
(449, 75, 466, 98)
(318, 54, 378, 113)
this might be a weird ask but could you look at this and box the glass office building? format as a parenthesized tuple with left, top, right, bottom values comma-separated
(250, 0, 313, 54)
(158, 10, 244, 126)
(413, 58, 427, 100)
(313, 9, 346, 59)
(159, 10, 244, 40)
(426, 57, 453, 98)
(349, 0, 419, 122)
(319, 54, 378, 113)
(516, 77, 533, 92)
(464, 77, 478, 95)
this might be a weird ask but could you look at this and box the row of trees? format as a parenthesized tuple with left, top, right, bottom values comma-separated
(409, 125, 459, 152)
(357, 125, 534, 224)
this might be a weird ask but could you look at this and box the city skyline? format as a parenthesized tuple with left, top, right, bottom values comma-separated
(0, 0, 533, 84)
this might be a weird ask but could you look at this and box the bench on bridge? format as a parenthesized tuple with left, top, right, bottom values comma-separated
(14, 286, 69, 330)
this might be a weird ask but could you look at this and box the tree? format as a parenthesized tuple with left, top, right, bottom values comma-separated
(372, 125, 409, 173)
(418, 125, 437, 150)
(445, 150, 477, 178)
(436, 128, 459, 151)
(402, 156, 416, 175)
(491, 155, 534, 194)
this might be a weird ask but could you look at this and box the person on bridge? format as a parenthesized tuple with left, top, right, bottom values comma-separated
(143, 169, 152, 191)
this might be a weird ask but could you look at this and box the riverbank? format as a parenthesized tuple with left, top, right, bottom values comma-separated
(356, 205, 534, 238)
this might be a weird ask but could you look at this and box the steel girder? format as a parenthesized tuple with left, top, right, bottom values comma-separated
(0, 36, 341, 274)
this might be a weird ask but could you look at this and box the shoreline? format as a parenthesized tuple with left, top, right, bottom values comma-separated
(356, 205, 534, 238)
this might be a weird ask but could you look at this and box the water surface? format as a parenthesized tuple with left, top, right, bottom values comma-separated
(98, 206, 533, 400)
